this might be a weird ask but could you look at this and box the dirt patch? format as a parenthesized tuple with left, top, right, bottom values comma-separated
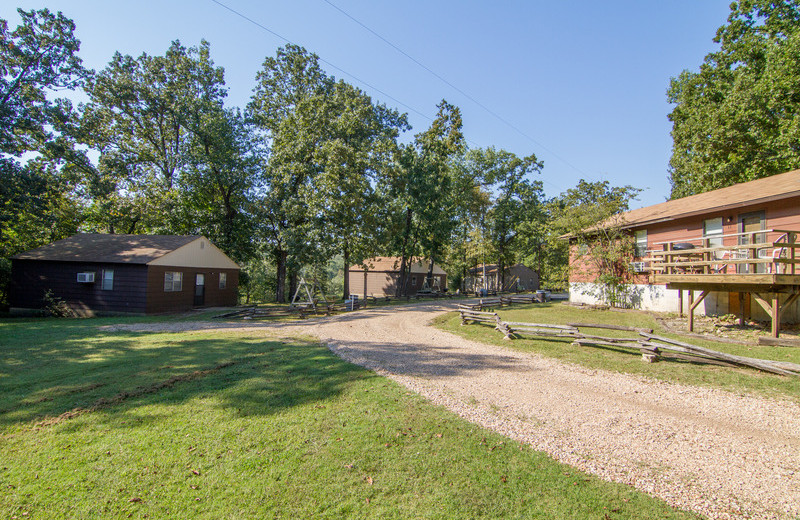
(31, 361, 236, 430)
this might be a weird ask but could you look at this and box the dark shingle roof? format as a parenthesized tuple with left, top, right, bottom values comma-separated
(13, 234, 200, 264)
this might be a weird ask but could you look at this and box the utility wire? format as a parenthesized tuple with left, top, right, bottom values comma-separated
(321, 0, 595, 185)
(209, 0, 501, 151)
(210, 0, 432, 122)
(209, 0, 566, 191)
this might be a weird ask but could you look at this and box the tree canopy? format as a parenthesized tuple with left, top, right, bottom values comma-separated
(668, 0, 800, 197)
(1, 7, 642, 306)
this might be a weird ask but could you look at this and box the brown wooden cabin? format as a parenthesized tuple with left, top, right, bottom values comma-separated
(348, 256, 447, 298)
(569, 169, 800, 335)
(465, 263, 539, 293)
(10, 234, 239, 315)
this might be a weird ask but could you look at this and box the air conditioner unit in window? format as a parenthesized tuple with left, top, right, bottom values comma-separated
(631, 262, 648, 273)
(77, 272, 96, 283)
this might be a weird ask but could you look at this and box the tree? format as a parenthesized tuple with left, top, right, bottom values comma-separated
(248, 44, 331, 302)
(468, 147, 544, 290)
(80, 39, 226, 233)
(384, 100, 465, 295)
(0, 8, 88, 155)
(180, 107, 262, 264)
(668, 0, 800, 197)
(549, 180, 641, 303)
(300, 80, 408, 299)
(0, 8, 88, 305)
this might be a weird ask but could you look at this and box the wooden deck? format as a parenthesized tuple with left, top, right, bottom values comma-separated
(644, 229, 800, 337)
(653, 273, 800, 293)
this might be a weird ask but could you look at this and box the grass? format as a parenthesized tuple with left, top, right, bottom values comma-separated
(0, 316, 698, 519)
(433, 303, 800, 401)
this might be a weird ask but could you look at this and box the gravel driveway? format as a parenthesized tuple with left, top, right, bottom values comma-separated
(111, 301, 800, 519)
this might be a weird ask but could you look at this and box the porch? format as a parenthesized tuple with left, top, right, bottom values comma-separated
(644, 229, 800, 337)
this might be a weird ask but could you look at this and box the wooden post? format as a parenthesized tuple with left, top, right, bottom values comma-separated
(739, 292, 746, 327)
(773, 293, 781, 338)
(687, 290, 709, 334)
(666, 243, 673, 275)
(678, 290, 683, 318)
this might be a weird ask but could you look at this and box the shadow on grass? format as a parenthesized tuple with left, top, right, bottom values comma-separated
(0, 318, 368, 431)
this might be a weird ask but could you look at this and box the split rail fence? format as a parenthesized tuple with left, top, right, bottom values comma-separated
(457, 307, 800, 377)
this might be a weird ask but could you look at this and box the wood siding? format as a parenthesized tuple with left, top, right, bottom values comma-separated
(10, 260, 239, 314)
(145, 266, 239, 314)
(347, 271, 447, 297)
(10, 260, 148, 314)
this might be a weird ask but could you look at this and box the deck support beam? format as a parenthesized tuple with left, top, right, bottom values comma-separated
(752, 292, 800, 337)
(687, 290, 709, 332)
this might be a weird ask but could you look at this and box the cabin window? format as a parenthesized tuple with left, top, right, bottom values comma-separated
(634, 230, 648, 257)
(101, 269, 114, 291)
(219, 272, 227, 289)
(411, 276, 417, 286)
(164, 271, 183, 292)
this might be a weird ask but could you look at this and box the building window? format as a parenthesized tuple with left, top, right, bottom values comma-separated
(634, 229, 648, 257)
(164, 271, 183, 292)
(411, 276, 417, 286)
(101, 269, 114, 291)
(704, 217, 723, 251)
(219, 272, 227, 289)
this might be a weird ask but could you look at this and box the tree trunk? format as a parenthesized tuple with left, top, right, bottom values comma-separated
(396, 207, 413, 297)
(499, 257, 505, 293)
(426, 253, 436, 291)
(342, 241, 350, 301)
(289, 269, 298, 304)
(275, 249, 287, 303)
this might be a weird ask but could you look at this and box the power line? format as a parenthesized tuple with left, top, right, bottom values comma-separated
(209, 0, 432, 122)
(320, 0, 595, 186)
(209, 0, 501, 151)
(209, 0, 566, 192)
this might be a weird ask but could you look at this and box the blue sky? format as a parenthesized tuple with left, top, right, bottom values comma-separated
(10, 1, 732, 208)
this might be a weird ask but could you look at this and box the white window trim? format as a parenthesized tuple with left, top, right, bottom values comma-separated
(634, 229, 648, 258)
(164, 271, 183, 292)
(101, 269, 114, 291)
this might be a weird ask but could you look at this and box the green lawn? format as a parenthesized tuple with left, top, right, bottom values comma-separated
(434, 303, 800, 401)
(0, 317, 698, 519)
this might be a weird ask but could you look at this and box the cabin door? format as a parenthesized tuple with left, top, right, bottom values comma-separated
(194, 274, 206, 306)
(738, 211, 766, 274)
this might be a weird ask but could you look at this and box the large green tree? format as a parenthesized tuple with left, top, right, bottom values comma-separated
(384, 100, 465, 295)
(668, 0, 800, 197)
(0, 8, 88, 304)
(248, 44, 332, 302)
(469, 147, 544, 290)
(80, 39, 226, 234)
(300, 80, 408, 299)
(180, 107, 262, 264)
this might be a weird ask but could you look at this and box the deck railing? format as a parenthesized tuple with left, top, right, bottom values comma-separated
(642, 229, 800, 276)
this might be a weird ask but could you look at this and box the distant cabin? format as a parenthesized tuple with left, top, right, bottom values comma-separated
(10, 234, 240, 315)
(466, 263, 539, 293)
(348, 256, 447, 297)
